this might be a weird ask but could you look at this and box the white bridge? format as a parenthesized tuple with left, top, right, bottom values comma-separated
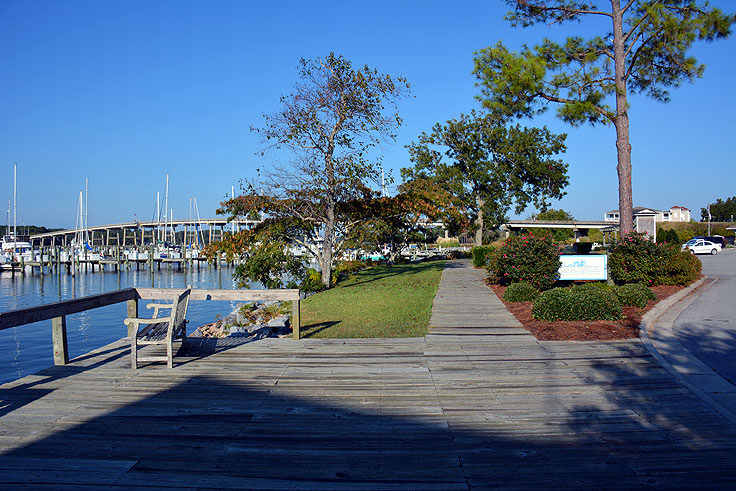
(501, 220, 618, 238)
(30, 218, 261, 247)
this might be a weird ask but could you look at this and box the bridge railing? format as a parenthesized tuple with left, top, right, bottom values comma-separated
(0, 288, 301, 366)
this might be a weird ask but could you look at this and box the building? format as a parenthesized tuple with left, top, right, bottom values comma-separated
(604, 206, 690, 223)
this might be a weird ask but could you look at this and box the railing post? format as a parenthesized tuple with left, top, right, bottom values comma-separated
(52, 316, 69, 365)
(292, 297, 300, 340)
(126, 298, 138, 337)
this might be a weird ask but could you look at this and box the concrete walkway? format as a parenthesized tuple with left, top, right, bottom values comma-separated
(642, 277, 736, 424)
(1, 259, 736, 488)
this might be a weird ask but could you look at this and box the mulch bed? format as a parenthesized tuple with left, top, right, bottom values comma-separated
(489, 283, 684, 341)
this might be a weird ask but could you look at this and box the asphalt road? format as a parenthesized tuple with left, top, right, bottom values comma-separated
(673, 248, 736, 386)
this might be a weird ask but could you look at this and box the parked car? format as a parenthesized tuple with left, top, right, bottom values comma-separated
(682, 238, 722, 255)
(694, 236, 727, 248)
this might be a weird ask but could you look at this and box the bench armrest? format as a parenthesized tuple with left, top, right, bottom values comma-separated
(124, 316, 173, 327)
(146, 303, 174, 309)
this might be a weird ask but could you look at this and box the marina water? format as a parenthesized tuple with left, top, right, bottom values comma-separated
(0, 265, 248, 384)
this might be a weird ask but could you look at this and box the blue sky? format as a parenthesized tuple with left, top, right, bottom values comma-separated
(1, 0, 734, 229)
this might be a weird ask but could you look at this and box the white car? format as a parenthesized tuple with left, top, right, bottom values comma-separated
(682, 238, 722, 255)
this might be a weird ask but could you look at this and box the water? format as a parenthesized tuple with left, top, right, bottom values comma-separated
(0, 265, 248, 384)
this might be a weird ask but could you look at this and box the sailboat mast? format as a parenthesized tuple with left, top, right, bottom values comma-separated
(13, 163, 17, 252)
(164, 173, 169, 244)
(156, 191, 160, 244)
(85, 177, 89, 245)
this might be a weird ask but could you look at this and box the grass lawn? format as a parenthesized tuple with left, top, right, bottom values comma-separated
(300, 260, 446, 338)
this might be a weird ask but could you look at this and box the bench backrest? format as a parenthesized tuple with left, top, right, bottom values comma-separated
(167, 287, 191, 338)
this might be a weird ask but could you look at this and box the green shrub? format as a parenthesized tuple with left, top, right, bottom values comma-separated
(335, 260, 366, 280)
(575, 242, 593, 254)
(503, 282, 539, 302)
(615, 283, 656, 308)
(484, 247, 501, 283)
(532, 286, 623, 321)
(300, 268, 330, 294)
(472, 246, 496, 267)
(496, 235, 560, 290)
(609, 233, 700, 286)
(656, 249, 701, 286)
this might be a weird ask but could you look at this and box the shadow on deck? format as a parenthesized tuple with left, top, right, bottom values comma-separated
(1, 335, 736, 489)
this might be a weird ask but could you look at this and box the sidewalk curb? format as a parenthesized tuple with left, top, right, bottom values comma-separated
(640, 277, 736, 425)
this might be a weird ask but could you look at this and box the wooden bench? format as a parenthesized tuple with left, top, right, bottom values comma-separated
(124, 286, 191, 369)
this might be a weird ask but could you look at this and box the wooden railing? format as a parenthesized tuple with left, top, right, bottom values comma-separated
(0, 288, 301, 366)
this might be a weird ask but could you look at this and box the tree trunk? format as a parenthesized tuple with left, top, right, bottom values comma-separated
(321, 142, 337, 288)
(475, 194, 485, 247)
(320, 201, 335, 287)
(612, 0, 634, 236)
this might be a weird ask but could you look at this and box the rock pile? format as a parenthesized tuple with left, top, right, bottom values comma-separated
(192, 301, 292, 339)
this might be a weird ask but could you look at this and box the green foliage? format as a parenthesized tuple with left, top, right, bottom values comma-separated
(657, 249, 702, 286)
(575, 242, 593, 254)
(472, 245, 496, 267)
(666, 229, 680, 244)
(483, 247, 501, 284)
(475, 3, 735, 122)
(402, 110, 568, 244)
(535, 208, 574, 222)
(528, 208, 576, 242)
(615, 283, 657, 309)
(702, 196, 736, 221)
(301, 268, 331, 294)
(608, 233, 700, 286)
(657, 227, 681, 245)
(503, 282, 539, 302)
(532, 286, 623, 322)
(232, 240, 304, 290)
(0, 224, 63, 235)
(496, 234, 560, 290)
(334, 260, 367, 281)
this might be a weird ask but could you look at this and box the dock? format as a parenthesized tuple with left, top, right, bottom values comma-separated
(1, 261, 736, 488)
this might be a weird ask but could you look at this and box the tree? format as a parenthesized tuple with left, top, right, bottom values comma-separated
(234, 53, 410, 287)
(342, 178, 469, 261)
(530, 208, 575, 240)
(403, 110, 568, 246)
(474, 0, 735, 235)
(533, 208, 574, 221)
(702, 196, 736, 221)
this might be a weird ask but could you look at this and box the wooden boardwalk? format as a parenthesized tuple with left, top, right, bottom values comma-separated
(1, 260, 736, 488)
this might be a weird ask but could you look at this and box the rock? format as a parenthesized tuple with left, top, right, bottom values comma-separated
(266, 315, 289, 329)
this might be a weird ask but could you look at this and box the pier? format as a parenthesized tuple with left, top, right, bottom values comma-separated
(2, 217, 257, 276)
(2, 247, 222, 277)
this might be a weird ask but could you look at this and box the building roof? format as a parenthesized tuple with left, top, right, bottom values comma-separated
(671, 205, 690, 210)
(605, 207, 663, 215)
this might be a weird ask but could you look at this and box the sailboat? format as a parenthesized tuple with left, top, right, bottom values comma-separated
(1, 163, 32, 265)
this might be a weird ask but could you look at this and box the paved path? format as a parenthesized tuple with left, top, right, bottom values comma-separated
(642, 250, 736, 423)
(1, 259, 736, 488)
(674, 249, 736, 385)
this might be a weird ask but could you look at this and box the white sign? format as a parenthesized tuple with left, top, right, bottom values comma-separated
(558, 255, 607, 281)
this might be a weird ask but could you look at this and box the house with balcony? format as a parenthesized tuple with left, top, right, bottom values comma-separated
(604, 206, 690, 223)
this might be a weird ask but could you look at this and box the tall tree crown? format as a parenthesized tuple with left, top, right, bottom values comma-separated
(474, 0, 735, 125)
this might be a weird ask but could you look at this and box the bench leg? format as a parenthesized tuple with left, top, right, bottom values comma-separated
(167, 337, 173, 369)
(131, 336, 138, 370)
